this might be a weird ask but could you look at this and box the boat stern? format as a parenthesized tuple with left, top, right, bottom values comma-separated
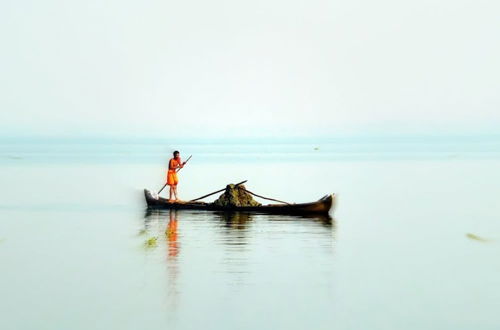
(319, 194, 335, 214)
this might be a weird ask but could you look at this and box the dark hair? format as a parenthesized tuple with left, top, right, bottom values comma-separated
(173, 150, 180, 156)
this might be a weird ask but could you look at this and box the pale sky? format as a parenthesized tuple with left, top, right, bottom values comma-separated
(1, 0, 499, 138)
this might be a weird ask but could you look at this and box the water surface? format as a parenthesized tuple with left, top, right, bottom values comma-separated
(0, 138, 499, 329)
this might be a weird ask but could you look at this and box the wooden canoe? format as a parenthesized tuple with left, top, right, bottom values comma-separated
(144, 189, 335, 215)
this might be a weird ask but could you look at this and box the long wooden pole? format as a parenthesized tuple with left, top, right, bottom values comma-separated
(189, 180, 248, 202)
(242, 188, 290, 205)
(158, 155, 192, 194)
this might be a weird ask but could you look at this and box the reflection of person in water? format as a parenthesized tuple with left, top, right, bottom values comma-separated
(166, 209, 179, 258)
(164, 209, 179, 318)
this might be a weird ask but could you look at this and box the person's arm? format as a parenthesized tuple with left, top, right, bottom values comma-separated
(168, 159, 176, 170)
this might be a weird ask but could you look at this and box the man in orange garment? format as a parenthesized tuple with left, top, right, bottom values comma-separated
(167, 150, 186, 202)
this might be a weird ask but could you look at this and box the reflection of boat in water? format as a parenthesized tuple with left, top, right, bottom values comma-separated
(144, 189, 335, 216)
(218, 212, 252, 230)
(145, 208, 334, 229)
(141, 198, 336, 317)
(215, 211, 334, 230)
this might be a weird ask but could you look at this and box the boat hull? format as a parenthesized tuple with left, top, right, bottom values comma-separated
(144, 189, 335, 215)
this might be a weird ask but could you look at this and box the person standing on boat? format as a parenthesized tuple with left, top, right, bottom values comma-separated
(167, 151, 185, 202)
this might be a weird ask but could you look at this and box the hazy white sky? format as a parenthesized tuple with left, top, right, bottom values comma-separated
(1, 0, 499, 138)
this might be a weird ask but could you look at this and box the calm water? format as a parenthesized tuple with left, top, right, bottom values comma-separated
(1, 138, 500, 329)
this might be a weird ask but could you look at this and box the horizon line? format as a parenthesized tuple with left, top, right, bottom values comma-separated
(1, 132, 500, 144)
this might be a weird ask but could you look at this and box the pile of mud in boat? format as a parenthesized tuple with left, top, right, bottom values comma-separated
(212, 183, 261, 207)
(144, 181, 335, 215)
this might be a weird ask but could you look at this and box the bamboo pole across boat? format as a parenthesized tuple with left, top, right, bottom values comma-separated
(241, 188, 291, 205)
(190, 180, 248, 202)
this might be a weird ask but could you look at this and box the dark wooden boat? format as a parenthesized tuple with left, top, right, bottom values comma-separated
(144, 189, 335, 215)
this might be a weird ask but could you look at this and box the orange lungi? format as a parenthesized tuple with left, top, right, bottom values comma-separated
(167, 170, 178, 186)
